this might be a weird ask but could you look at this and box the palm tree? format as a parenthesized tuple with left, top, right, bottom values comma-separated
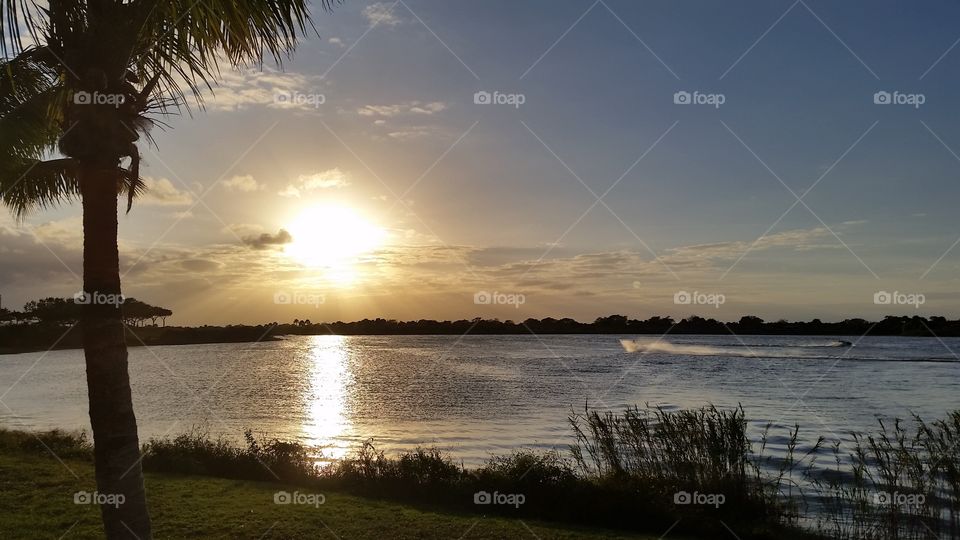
(0, 1, 329, 537)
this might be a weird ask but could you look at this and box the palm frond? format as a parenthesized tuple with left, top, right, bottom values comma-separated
(132, 0, 328, 112)
(0, 48, 73, 216)
(1, 0, 336, 217)
(0, 157, 78, 218)
(0, 51, 66, 159)
(0, 0, 44, 57)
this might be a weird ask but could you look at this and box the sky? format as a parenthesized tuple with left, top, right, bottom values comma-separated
(4, 0, 960, 325)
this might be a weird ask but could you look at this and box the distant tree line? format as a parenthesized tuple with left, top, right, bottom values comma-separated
(4, 310, 960, 355)
(272, 314, 960, 337)
(0, 297, 172, 327)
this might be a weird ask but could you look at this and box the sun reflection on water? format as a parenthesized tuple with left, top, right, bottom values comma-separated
(302, 335, 353, 461)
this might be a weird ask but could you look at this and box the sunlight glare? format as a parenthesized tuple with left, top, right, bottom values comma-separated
(284, 204, 386, 283)
(303, 335, 353, 462)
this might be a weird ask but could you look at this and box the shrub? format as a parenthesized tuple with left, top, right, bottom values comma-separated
(0, 428, 91, 459)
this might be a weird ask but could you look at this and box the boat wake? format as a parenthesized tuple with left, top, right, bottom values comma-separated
(619, 340, 729, 355)
(617, 339, 956, 363)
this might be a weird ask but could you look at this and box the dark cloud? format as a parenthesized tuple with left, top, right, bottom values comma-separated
(180, 259, 223, 272)
(242, 229, 292, 250)
(0, 226, 82, 285)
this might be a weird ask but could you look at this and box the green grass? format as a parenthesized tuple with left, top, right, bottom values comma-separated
(0, 449, 674, 540)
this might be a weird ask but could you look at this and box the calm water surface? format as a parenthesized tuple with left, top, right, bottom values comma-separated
(1, 335, 958, 471)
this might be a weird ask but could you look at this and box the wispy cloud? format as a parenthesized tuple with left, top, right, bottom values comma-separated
(358, 101, 447, 117)
(203, 66, 326, 113)
(278, 168, 350, 197)
(221, 175, 263, 192)
(363, 2, 402, 27)
(139, 177, 194, 206)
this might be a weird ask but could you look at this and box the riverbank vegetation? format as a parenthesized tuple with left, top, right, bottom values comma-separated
(4, 405, 957, 538)
(0, 438, 661, 539)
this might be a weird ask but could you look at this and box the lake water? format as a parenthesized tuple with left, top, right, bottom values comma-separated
(1, 334, 958, 472)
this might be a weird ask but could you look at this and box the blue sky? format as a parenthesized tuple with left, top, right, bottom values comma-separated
(4, 0, 960, 324)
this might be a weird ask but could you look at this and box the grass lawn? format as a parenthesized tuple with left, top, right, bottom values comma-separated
(0, 450, 677, 539)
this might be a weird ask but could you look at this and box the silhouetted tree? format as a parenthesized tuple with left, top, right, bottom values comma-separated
(738, 315, 764, 331)
(24, 297, 81, 325)
(0, 0, 322, 534)
(120, 298, 173, 327)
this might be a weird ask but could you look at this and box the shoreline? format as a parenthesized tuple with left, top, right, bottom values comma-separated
(0, 326, 954, 356)
(1, 443, 675, 540)
(5, 402, 957, 539)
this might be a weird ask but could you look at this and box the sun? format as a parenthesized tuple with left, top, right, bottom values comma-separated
(283, 204, 386, 281)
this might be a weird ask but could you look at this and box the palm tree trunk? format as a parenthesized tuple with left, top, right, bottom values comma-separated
(80, 162, 152, 539)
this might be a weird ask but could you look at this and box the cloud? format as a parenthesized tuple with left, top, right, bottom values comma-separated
(202, 66, 326, 113)
(180, 259, 223, 272)
(409, 102, 447, 115)
(0, 215, 907, 325)
(31, 217, 83, 244)
(387, 127, 437, 140)
(222, 223, 264, 238)
(328, 37, 345, 47)
(301, 169, 350, 189)
(278, 185, 303, 198)
(426, 225, 852, 299)
(356, 101, 449, 141)
(657, 226, 841, 266)
(221, 175, 262, 192)
(0, 219, 83, 295)
(139, 177, 194, 206)
(278, 168, 350, 197)
(363, 2, 402, 27)
(242, 229, 293, 250)
(358, 101, 447, 118)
